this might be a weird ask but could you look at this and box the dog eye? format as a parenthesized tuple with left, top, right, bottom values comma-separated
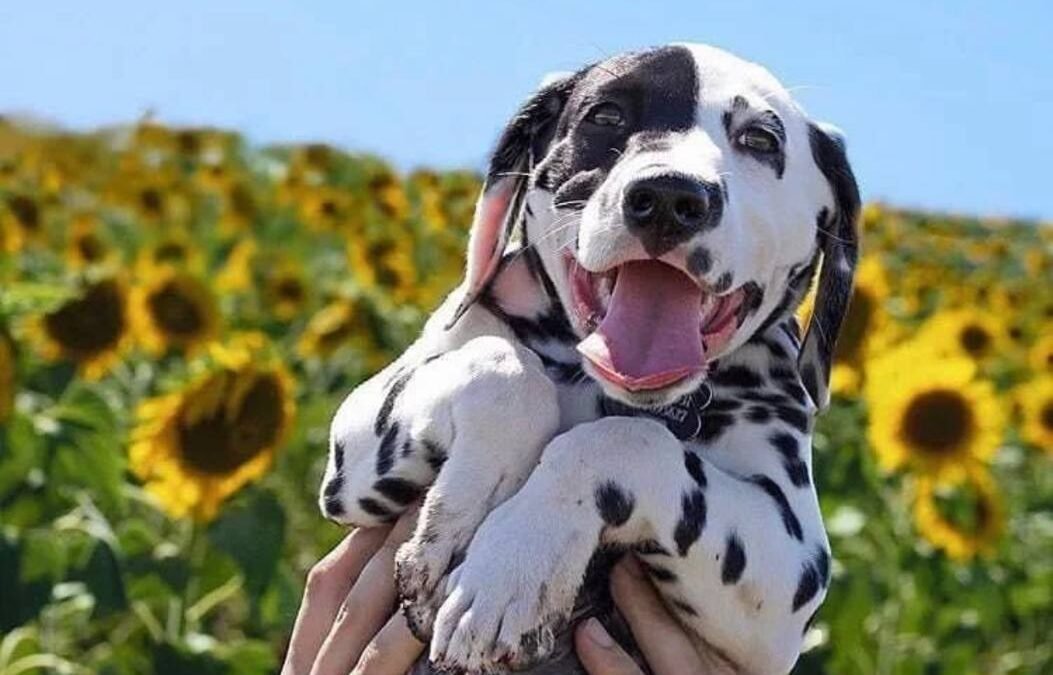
(737, 127, 780, 153)
(585, 102, 624, 127)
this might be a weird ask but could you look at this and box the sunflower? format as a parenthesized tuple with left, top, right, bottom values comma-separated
(297, 297, 380, 363)
(214, 238, 257, 293)
(36, 277, 129, 379)
(130, 334, 295, 521)
(263, 262, 309, 321)
(347, 236, 417, 303)
(913, 464, 1004, 561)
(65, 214, 114, 268)
(131, 269, 220, 354)
(798, 254, 894, 395)
(298, 186, 358, 232)
(916, 309, 1010, 367)
(865, 339, 1006, 482)
(1030, 334, 1053, 376)
(0, 328, 15, 423)
(135, 233, 205, 277)
(367, 172, 410, 222)
(1016, 377, 1053, 454)
(1, 193, 45, 252)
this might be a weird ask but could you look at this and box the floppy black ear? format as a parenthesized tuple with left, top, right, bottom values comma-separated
(798, 123, 861, 410)
(446, 75, 576, 327)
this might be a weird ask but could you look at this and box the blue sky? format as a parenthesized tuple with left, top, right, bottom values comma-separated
(1, 1, 1050, 219)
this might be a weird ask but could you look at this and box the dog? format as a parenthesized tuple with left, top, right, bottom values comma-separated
(319, 43, 859, 674)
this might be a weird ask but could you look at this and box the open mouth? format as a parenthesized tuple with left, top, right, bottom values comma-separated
(568, 255, 748, 392)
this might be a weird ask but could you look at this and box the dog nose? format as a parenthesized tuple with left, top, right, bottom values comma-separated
(623, 175, 721, 256)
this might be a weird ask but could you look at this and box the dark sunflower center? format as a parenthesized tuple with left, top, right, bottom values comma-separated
(177, 373, 284, 475)
(320, 199, 338, 217)
(76, 234, 105, 261)
(140, 188, 164, 215)
(228, 184, 256, 219)
(834, 289, 874, 363)
(1040, 401, 1053, 433)
(154, 242, 188, 263)
(148, 283, 205, 336)
(276, 278, 304, 302)
(959, 325, 991, 358)
(901, 389, 974, 455)
(44, 281, 125, 356)
(8, 195, 40, 230)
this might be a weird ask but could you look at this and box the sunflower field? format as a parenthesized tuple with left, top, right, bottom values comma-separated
(0, 117, 1050, 675)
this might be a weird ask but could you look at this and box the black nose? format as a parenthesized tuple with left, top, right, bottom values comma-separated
(623, 175, 722, 257)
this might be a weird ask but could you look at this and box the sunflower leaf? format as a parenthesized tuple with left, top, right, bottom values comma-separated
(207, 488, 286, 600)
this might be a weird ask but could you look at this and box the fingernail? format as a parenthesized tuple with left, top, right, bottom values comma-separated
(584, 618, 615, 648)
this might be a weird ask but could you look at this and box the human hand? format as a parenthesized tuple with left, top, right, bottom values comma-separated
(575, 556, 730, 675)
(281, 508, 424, 675)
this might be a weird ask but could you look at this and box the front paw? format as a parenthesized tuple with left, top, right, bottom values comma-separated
(395, 513, 472, 641)
(426, 508, 587, 671)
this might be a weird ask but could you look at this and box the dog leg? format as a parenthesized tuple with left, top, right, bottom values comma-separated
(319, 292, 522, 526)
(431, 416, 827, 675)
(392, 336, 560, 639)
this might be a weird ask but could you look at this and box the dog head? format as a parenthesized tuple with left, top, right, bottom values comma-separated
(453, 43, 860, 410)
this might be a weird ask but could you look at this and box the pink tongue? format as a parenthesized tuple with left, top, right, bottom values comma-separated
(577, 261, 704, 391)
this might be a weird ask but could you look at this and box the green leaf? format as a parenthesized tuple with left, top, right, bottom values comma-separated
(72, 540, 128, 617)
(0, 414, 43, 499)
(207, 488, 286, 600)
(0, 533, 52, 632)
(150, 641, 226, 675)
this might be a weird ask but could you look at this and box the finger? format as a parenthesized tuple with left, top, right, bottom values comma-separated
(309, 508, 419, 675)
(283, 526, 392, 675)
(611, 557, 706, 675)
(351, 611, 426, 675)
(575, 617, 645, 675)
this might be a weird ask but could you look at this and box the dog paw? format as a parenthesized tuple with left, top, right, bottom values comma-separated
(395, 505, 479, 641)
(426, 506, 588, 671)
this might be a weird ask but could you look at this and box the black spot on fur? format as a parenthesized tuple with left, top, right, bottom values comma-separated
(323, 496, 344, 517)
(673, 489, 707, 556)
(706, 398, 742, 413)
(815, 546, 831, 587)
(721, 533, 747, 585)
(749, 475, 803, 541)
(358, 497, 395, 520)
(332, 439, 345, 470)
(421, 439, 447, 471)
(746, 405, 772, 423)
(697, 412, 736, 443)
(375, 422, 400, 475)
(770, 431, 811, 487)
(792, 562, 822, 612)
(710, 365, 763, 389)
(775, 405, 810, 433)
(595, 481, 635, 527)
(642, 561, 678, 583)
(374, 369, 412, 436)
(688, 247, 713, 275)
(373, 477, 424, 505)
(684, 451, 707, 488)
(322, 475, 343, 498)
(714, 272, 734, 294)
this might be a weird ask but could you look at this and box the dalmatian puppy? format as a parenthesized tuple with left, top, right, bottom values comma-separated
(319, 43, 859, 674)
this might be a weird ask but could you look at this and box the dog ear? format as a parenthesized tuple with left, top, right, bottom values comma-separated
(446, 75, 575, 328)
(798, 122, 861, 410)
